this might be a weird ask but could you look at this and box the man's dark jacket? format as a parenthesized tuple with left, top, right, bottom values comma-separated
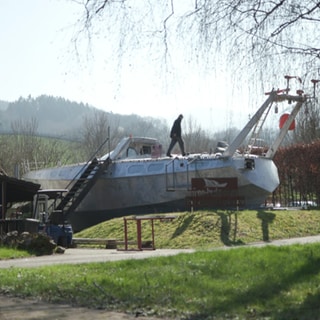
(170, 117, 182, 138)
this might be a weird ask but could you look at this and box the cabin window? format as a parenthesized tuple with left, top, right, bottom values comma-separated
(127, 147, 137, 158)
(140, 146, 151, 155)
(245, 158, 255, 170)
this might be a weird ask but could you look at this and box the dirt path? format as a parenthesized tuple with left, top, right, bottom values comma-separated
(0, 294, 168, 320)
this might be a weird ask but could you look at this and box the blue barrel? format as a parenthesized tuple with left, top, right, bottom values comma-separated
(46, 225, 62, 244)
(63, 225, 73, 247)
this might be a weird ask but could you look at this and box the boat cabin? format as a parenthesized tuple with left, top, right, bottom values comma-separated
(102, 137, 163, 161)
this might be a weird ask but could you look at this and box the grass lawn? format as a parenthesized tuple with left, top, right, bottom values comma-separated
(1, 209, 320, 319)
(75, 209, 320, 249)
(0, 247, 30, 260)
(1, 244, 320, 319)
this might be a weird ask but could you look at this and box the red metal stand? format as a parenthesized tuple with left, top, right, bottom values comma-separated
(123, 215, 175, 251)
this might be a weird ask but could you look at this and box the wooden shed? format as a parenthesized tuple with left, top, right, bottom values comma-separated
(0, 173, 40, 219)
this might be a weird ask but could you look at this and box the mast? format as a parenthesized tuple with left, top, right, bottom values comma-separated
(265, 94, 307, 159)
(222, 91, 276, 157)
(223, 74, 311, 159)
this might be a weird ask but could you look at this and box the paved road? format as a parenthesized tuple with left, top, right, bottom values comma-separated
(1, 235, 320, 269)
(0, 248, 195, 268)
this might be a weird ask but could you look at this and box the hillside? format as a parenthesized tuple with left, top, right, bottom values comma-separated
(74, 209, 320, 249)
(0, 100, 8, 111)
(0, 95, 169, 142)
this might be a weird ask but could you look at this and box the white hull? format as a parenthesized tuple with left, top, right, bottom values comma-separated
(24, 154, 279, 231)
(23, 89, 307, 231)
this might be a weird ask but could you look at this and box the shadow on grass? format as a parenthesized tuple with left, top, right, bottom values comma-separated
(172, 210, 276, 247)
(272, 289, 320, 320)
(257, 210, 276, 241)
(185, 246, 320, 320)
(217, 211, 243, 246)
(171, 214, 195, 239)
(211, 209, 277, 245)
(171, 210, 244, 245)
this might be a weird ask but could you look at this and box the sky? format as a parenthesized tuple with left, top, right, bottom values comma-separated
(0, 0, 262, 133)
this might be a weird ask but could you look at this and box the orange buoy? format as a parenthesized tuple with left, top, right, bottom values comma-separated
(279, 113, 295, 130)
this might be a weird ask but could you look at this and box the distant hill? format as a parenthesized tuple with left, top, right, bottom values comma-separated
(0, 100, 8, 111)
(0, 95, 169, 142)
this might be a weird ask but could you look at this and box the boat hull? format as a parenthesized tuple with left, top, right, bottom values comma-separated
(24, 155, 279, 231)
(23, 92, 308, 231)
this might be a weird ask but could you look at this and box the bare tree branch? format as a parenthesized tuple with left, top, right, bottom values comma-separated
(271, 2, 320, 36)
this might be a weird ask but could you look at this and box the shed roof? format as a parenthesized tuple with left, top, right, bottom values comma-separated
(0, 174, 41, 203)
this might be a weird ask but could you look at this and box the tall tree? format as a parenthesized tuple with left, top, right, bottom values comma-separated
(74, 1, 320, 84)
(81, 110, 112, 158)
(294, 98, 320, 143)
(73, 0, 320, 144)
(183, 116, 215, 153)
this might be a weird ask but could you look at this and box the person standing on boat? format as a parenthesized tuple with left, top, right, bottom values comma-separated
(166, 114, 186, 157)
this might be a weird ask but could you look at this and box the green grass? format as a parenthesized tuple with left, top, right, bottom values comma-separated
(75, 209, 320, 249)
(1, 244, 320, 319)
(1, 209, 320, 319)
(0, 246, 30, 260)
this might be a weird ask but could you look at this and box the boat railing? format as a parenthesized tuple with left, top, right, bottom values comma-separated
(165, 156, 203, 191)
(165, 158, 177, 191)
(20, 159, 47, 175)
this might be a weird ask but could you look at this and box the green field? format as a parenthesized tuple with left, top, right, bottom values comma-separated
(1, 209, 320, 319)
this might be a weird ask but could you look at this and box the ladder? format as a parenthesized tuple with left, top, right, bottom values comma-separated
(55, 157, 111, 215)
